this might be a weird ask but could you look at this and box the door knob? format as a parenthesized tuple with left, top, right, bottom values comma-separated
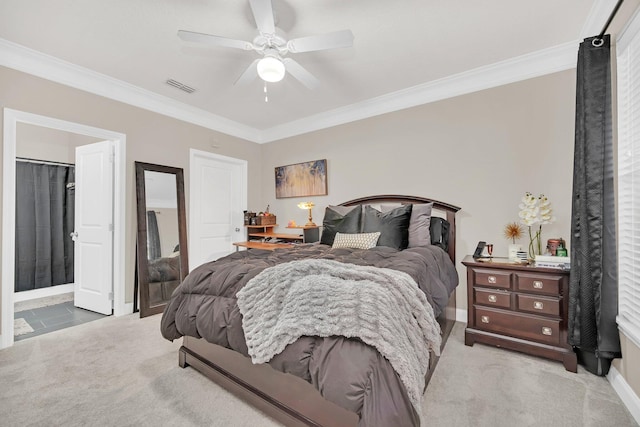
(235, 227, 240, 232)
(70, 231, 78, 241)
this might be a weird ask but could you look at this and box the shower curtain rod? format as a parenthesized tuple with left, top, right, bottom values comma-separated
(596, 0, 625, 40)
(16, 157, 75, 168)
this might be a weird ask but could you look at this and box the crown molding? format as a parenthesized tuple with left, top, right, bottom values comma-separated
(259, 40, 579, 143)
(1, 37, 578, 145)
(0, 38, 261, 143)
(581, 0, 620, 39)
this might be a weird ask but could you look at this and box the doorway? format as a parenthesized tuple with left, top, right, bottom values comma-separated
(189, 149, 247, 271)
(2, 109, 128, 349)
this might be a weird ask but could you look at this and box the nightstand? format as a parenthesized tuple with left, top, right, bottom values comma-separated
(285, 225, 320, 243)
(462, 255, 577, 372)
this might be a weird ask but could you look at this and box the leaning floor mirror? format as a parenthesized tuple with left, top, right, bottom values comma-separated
(135, 162, 188, 318)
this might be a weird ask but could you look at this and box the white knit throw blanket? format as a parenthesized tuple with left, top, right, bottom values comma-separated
(236, 258, 442, 421)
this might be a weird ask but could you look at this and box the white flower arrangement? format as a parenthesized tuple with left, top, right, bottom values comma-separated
(518, 192, 556, 258)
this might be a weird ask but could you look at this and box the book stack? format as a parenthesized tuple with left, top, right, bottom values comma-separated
(535, 255, 571, 270)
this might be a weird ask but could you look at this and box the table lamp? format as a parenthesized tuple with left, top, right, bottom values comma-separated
(297, 202, 316, 227)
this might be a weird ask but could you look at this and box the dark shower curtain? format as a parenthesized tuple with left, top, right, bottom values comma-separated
(15, 162, 75, 292)
(146, 211, 161, 260)
(568, 35, 621, 376)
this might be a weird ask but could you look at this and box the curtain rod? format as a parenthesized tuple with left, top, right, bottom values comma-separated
(16, 157, 75, 168)
(596, 0, 625, 40)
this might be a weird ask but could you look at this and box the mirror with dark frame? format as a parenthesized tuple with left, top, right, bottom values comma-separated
(134, 161, 188, 318)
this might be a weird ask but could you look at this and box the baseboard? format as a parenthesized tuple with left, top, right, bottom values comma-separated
(0, 332, 9, 350)
(608, 365, 640, 424)
(120, 302, 133, 316)
(456, 308, 467, 323)
(13, 283, 74, 302)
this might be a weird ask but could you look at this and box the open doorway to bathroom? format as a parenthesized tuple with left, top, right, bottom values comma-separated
(2, 108, 127, 350)
(12, 123, 107, 341)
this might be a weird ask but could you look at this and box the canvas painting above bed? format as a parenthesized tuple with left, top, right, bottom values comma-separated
(275, 159, 327, 198)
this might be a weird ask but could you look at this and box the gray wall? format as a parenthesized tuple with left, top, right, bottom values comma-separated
(260, 70, 577, 312)
(16, 122, 101, 163)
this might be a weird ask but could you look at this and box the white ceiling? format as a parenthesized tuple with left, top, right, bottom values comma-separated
(0, 0, 613, 142)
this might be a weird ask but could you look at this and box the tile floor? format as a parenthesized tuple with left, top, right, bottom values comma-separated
(14, 301, 106, 341)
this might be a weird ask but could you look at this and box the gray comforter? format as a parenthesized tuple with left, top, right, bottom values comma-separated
(161, 244, 458, 426)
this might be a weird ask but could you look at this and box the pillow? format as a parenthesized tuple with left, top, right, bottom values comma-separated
(430, 216, 450, 251)
(364, 202, 433, 248)
(362, 204, 413, 250)
(408, 203, 433, 248)
(332, 232, 381, 249)
(326, 205, 357, 216)
(320, 205, 361, 246)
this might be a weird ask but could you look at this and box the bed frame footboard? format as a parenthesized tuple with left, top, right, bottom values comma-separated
(179, 291, 457, 427)
(179, 335, 358, 427)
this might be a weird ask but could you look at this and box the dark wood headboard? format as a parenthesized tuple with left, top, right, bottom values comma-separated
(339, 195, 461, 263)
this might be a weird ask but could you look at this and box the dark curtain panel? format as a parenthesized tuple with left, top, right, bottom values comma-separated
(568, 35, 621, 376)
(146, 211, 161, 260)
(15, 162, 75, 292)
(64, 167, 75, 279)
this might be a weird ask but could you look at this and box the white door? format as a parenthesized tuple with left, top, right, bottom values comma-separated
(190, 150, 247, 271)
(73, 140, 113, 315)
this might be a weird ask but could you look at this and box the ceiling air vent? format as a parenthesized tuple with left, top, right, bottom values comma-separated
(166, 79, 195, 94)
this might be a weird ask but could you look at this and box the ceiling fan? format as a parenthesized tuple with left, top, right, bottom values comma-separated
(177, 0, 354, 90)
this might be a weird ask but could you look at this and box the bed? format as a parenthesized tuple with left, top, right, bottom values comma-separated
(161, 195, 460, 426)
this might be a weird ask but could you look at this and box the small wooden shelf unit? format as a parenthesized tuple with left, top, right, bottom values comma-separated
(233, 224, 319, 251)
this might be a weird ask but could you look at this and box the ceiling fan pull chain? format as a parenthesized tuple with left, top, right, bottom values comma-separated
(264, 82, 268, 102)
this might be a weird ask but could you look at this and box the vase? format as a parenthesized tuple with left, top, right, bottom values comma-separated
(508, 244, 523, 261)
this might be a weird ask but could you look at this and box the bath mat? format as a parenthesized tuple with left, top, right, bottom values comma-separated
(14, 318, 34, 336)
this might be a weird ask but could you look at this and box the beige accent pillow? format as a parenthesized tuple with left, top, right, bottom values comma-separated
(332, 232, 381, 249)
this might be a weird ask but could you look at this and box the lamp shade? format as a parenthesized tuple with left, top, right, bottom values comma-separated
(257, 57, 285, 83)
(297, 202, 315, 210)
(297, 202, 316, 226)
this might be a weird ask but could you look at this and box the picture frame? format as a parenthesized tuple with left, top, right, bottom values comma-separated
(275, 159, 327, 199)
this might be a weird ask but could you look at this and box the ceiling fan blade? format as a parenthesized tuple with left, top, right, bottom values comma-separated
(283, 58, 319, 90)
(178, 30, 253, 50)
(249, 0, 275, 35)
(234, 59, 259, 86)
(287, 30, 354, 53)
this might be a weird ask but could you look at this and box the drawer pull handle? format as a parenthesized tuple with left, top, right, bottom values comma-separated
(488, 295, 497, 303)
(533, 280, 544, 289)
(481, 316, 490, 323)
(541, 327, 553, 336)
(533, 301, 544, 310)
(488, 276, 497, 284)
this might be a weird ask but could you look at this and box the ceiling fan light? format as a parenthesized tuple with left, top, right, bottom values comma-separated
(257, 57, 285, 82)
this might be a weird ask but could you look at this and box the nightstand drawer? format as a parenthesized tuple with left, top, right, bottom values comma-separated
(515, 273, 562, 295)
(475, 288, 511, 309)
(474, 269, 511, 289)
(475, 307, 561, 346)
(517, 294, 560, 316)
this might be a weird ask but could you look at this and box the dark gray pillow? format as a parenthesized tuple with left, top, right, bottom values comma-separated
(320, 206, 361, 246)
(430, 216, 450, 252)
(362, 204, 413, 250)
(364, 202, 433, 248)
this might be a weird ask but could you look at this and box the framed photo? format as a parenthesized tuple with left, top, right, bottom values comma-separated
(275, 159, 327, 199)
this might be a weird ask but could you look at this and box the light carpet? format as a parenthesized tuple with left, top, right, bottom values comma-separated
(0, 314, 636, 426)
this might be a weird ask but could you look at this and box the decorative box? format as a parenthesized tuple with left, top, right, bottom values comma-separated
(255, 215, 276, 225)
